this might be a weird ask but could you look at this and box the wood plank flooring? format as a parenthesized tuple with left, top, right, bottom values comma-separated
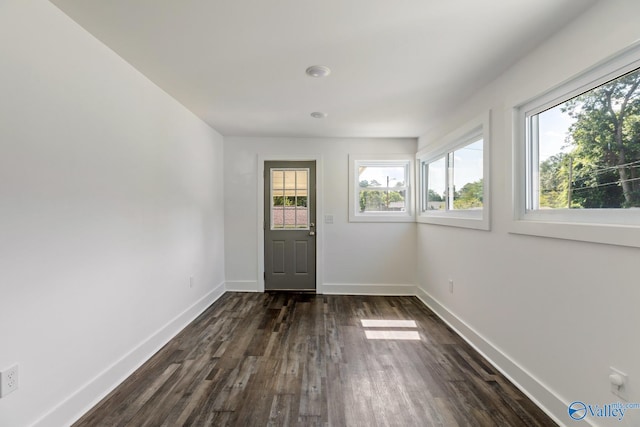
(73, 292, 557, 426)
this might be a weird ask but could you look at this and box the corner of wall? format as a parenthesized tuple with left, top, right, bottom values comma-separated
(225, 281, 260, 292)
(33, 283, 226, 427)
(415, 286, 577, 427)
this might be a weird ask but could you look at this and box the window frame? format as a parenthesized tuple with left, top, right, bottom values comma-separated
(511, 41, 640, 248)
(348, 154, 415, 223)
(269, 167, 310, 231)
(416, 112, 491, 230)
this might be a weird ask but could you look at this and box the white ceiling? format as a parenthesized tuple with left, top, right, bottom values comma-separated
(50, 0, 598, 138)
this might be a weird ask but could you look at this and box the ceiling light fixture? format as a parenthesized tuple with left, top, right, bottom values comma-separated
(305, 65, 331, 78)
(311, 112, 328, 119)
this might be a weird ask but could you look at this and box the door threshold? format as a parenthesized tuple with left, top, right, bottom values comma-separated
(265, 289, 316, 294)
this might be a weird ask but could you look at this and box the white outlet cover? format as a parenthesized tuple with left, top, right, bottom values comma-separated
(610, 367, 628, 401)
(0, 364, 19, 398)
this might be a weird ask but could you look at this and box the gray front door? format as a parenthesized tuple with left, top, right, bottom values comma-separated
(264, 161, 316, 291)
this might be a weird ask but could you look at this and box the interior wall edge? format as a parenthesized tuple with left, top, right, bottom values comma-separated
(414, 286, 589, 427)
(32, 281, 226, 427)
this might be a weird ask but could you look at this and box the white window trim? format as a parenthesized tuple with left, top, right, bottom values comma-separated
(511, 41, 640, 248)
(416, 111, 491, 230)
(348, 154, 415, 223)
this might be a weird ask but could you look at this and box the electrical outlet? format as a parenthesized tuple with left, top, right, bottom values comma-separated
(610, 367, 628, 400)
(0, 364, 19, 398)
(449, 279, 454, 294)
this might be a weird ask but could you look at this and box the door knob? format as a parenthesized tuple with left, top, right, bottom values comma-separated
(309, 231, 315, 236)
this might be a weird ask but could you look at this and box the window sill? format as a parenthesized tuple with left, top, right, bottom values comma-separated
(509, 218, 640, 248)
(417, 211, 489, 230)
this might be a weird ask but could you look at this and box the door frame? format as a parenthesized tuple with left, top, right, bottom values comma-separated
(257, 154, 324, 293)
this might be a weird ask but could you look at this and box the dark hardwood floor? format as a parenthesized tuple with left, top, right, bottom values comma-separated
(73, 292, 557, 426)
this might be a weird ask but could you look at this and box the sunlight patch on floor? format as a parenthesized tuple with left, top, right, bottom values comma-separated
(364, 330, 421, 340)
(361, 319, 420, 340)
(360, 319, 417, 328)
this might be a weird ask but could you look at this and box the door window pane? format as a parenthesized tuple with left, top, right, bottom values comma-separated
(271, 168, 310, 229)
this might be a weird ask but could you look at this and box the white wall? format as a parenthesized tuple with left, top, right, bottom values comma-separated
(416, 1, 640, 426)
(0, 2, 225, 426)
(224, 137, 417, 294)
(4, 1, 636, 426)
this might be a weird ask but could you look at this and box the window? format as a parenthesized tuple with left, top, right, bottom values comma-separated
(513, 42, 640, 247)
(526, 68, 640, 213)
(349, 154, 414, 222)
(416, 112, 490, 230)
(270, 168, 309, 229)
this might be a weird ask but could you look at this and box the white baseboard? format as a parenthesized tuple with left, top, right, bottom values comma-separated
(33, 282, 226, 427)
(225, 281, 416, 295)
(225, 280, 259, 292)
(415, 286, 580, 427)
(321, 282, 417, 296)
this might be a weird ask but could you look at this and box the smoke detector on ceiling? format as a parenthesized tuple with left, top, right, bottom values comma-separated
(305, 65, 331, 78)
